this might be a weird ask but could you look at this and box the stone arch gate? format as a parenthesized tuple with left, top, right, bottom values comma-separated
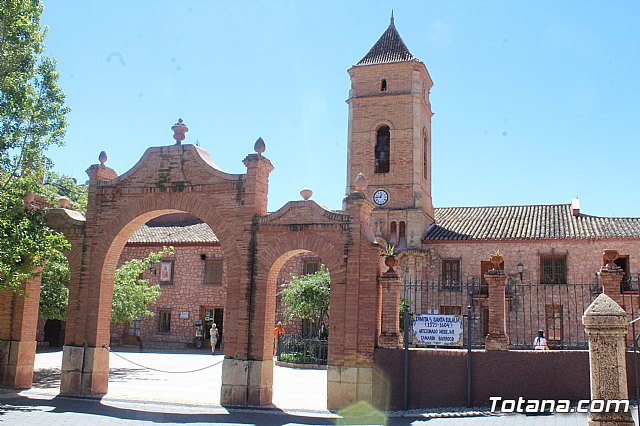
(0, 134, 390, 410)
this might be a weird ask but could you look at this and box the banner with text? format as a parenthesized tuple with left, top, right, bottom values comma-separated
(412, 314, 464, 347)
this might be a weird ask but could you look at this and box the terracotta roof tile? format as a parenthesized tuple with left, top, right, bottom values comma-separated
(356, 19, 419, 67)
(424, 204, 640, 241)
(128, 219, 218, 244)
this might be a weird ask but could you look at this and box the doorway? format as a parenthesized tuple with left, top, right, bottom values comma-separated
(124, 317, 141, 346)
(201, 306, 224, 349)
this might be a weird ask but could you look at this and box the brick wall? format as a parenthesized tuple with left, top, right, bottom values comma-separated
(110, 243, 227, 349)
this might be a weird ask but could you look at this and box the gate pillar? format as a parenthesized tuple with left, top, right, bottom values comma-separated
(378, 271, 402, 349)
(583, 293, 634, 426)
(0, 273, 42, 389)
(484, 269, 509, 350)
(327, 188, 381, 410)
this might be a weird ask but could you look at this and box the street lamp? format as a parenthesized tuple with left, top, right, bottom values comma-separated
(517, 262, 524, 281)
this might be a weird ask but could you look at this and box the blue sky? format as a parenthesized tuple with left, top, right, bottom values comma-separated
(41, 1, 640, 217)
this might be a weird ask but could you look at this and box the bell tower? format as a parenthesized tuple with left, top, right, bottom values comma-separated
(346, 14, 434, 251)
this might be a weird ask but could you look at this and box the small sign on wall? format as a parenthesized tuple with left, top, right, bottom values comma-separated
(412, 314, 463, 347)
(179, 311, 189, 319)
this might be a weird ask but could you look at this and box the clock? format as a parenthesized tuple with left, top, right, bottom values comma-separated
(373, 189, 389, 206)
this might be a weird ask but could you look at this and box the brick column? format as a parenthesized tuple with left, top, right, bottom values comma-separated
(378, 271, 402, 349)
(484, 270, 509, 350)
(220, 151, 274, 407)
(59, 162, 115, 397)
(327, 188, 381, 411)
(0, 273, 42, 389)
(599, 265, 625, 312)
(583, 293, 634, 425)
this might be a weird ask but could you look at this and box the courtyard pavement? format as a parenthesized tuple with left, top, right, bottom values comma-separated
(0, 349, 637, 425)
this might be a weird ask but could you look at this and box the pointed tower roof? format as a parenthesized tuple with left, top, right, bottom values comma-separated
(356, 13, 419, 67)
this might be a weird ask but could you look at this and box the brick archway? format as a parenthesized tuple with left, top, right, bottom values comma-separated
(1, 139, 385, 410)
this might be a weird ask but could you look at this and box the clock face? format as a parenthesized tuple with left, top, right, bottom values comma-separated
(373, 189, 389, 206)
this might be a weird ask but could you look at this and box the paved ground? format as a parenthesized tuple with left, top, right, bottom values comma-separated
(0, 349, 637, 425)
(28, 348, 327, 410)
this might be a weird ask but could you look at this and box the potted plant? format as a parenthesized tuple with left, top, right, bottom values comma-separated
(382, 244, 399, 273)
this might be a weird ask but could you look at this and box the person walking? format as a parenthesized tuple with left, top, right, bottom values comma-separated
(210, 323, 219, 354)
(273, 321, 285, 357)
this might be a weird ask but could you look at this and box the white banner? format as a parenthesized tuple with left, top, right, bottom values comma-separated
(412, 314, 464, 347)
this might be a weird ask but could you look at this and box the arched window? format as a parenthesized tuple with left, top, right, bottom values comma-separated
(375, 126, 390, 174)
(389, 222, 398, 244)
(380, 79, 387, 92)
(423, 135, 428, 181)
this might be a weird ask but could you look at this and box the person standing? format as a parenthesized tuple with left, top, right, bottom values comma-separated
(273, 321, 285, 356)
(533, 330, 549, 350)
(210, 323, 219, 354)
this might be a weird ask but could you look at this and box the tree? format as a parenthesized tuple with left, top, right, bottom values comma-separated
(279, 266, 330, 337)
(39, 246, 174, 323)
(111, 246, 174, 324)
(0, 0, 71, 293)
(38, 250, 68, 320)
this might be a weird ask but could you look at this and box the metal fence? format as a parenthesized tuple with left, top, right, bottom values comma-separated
(276, 334, 328, 365)
(402, 275, 602, 350)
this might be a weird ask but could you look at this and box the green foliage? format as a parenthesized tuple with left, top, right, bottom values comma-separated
(39, 250, 69, 320)
(42, 172, 88, 214)
(279, 266, 330, 337)
(111, 246, 174, 323)
(0, 184, 69, 293)
(0, 0, 71, 293)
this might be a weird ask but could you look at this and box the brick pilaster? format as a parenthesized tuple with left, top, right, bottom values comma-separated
(378, 271, 402, 349)
(599, 266, 625, 311)
(0, 272, 42, 389)
(484, 270, 509, 350)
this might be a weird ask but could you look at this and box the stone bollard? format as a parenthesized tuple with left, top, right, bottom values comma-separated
(378, 271, 402, 349)
(583, 293, 634, 425)
(484, 269, 509, 350)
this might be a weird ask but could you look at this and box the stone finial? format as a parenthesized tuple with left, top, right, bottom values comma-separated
(603, 249, 619, 269)
(99, 151, 107, 165)
(354, 173, 368, 192)
(58, 196, 70, 208)
(254, 137, 266, 156)
(583, 293, 627, 322)
(300, 187, 312, 200)
(171, 118, 189, 144)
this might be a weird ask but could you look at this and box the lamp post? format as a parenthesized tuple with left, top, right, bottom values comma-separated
(517, 262, 524, 281)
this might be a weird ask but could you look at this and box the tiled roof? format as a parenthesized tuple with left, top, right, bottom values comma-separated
(423, 204, 640, 241)
(356, 18, 419, 67)
(128, 219, 218, 244)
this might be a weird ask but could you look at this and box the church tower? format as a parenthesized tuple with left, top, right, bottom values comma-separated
(346, 14, 434, 252)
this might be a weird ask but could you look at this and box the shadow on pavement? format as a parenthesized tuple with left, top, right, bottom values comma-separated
(0, 391, 455, 425)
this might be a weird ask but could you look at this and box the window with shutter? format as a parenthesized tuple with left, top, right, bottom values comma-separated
(203, 259, 224, 285)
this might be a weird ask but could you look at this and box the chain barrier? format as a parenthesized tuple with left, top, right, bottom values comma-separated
(102, 345, 223, 374)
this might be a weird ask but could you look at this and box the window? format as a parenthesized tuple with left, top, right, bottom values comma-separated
(380, 79, 387, 92)
(442, 259, 460, 288)
(374, 126, 390, 174)
(389, 221, 397, 244)
(398, 221, 406, 247)
(159, 259, 175, 285)
(439, 305, 461, 315)
(157, 309, 171, 333)
(540, 255, 567, 284)
(545, 304, 563, 342)
(303, 259, 320, 275)
(423, 135, 428, 181)
(203, 259, 223, 285)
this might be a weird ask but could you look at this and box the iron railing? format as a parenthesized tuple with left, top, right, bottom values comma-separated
(276, 334, 328, 365)
(403, 275, 602, 350)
